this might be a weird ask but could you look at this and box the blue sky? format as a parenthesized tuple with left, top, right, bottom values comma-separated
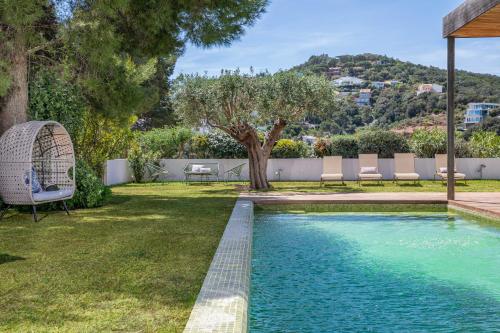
(174, 0, 500, 77)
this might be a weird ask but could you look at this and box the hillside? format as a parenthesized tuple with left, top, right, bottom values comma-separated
(289, 54, 500, 135)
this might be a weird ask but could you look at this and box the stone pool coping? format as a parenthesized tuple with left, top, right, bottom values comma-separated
(184, 193, 498, 332)
(184, 200, 253, 333)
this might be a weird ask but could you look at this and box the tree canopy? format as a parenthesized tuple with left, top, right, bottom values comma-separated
(0, 0, 268, 133)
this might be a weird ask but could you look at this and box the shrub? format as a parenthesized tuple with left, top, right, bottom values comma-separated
(77, 114, 136, 177)
(140, 126, 192, 158)
(469, 131, 500, 157)
(410, 129, 470, 158)
(205, 131, 248, 158)
(128, 145, 147, 183)
(313, 138, 332, 158)
(67, 160, 111, 209)
(271, 139, 309, 158)
(189, 134, 210, 158)
(357, 130, 409, 158)
(329, 135, 359, 158)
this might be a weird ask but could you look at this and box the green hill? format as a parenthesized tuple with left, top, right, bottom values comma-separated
(289, 54, 499, 134)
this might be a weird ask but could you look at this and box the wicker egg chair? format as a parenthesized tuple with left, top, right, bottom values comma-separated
(0, 121, 75, 221)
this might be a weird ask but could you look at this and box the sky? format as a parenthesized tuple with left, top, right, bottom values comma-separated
(174, 0, 500, 77)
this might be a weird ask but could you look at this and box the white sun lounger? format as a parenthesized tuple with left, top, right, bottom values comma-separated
(358, 154, 383, 184)
(394, 153, 420, 183)
(320, 156, 344, 186)
(434, 154, 466, 184)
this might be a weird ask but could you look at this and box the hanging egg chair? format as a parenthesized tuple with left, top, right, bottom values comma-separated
(0, 121, 76, 221)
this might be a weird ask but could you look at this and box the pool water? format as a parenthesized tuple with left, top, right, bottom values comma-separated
(250, 213, 500, 332)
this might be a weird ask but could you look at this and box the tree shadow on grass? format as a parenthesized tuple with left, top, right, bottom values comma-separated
(396, 183, 424, 188)
(0, 253, 25, 265)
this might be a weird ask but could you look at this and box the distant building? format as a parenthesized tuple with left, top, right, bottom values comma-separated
(464, 102, 500, 128)
(417, 83, 443, 96)
(371, 81, 385, 89)
(356, 89, 372, 106)
(384, 80, 401, 86)
(332, 76, 364, 87)
(302, 135, 317, 145)
(326, 67, 342, 78)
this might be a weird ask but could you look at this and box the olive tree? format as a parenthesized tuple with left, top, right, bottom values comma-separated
(174, 70, 335, 189)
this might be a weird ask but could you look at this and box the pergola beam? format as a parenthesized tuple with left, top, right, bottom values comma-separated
(443, 0, 500, 37)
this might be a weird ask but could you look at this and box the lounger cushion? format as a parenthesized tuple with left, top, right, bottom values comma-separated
(436, 172, 466, 179)
(358, 173, 383, 179)
(360, 166, 378, 174)
(395, 173, 420, 180)
(321, 173, 343, 181)
(439, 167, 457, 173)
(199, 167, 211, 173)
(191, 164, 203, 172)
(33, 189, 73, 202)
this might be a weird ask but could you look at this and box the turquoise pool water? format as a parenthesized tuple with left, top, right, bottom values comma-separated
(250, 213, 500, 332)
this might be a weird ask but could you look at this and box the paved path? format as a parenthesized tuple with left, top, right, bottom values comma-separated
(241, 192, 500, 220)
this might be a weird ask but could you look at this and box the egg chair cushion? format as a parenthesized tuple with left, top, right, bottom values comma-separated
(33, 189, 73, 202)
(24, 168, 42, 193)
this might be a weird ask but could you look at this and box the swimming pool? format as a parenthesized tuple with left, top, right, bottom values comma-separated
(250, 213, 500, 332)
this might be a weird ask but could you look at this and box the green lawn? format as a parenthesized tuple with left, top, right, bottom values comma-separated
(267, 180, 500, 193)
(0, 180, 499, 332)
(0, 183, 239, 333)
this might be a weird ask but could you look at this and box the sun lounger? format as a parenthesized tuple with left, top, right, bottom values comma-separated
(434, 154, 466, 184)
(358, 154, 383, 184)
(320, 156, 344, 186)
(393, 153, 420, 183)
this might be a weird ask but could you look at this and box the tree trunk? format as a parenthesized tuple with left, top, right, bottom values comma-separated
(247, 139, 270, 190)
(218, 119, 286, 190)
(0, 43, 28, 136)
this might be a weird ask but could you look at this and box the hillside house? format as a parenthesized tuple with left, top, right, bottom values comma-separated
(417, 83, 444, 96)
(464, 102, 500, 128)
(356, 89, 372, 106)
(371, 81, 385, 89)
(333, 76, 364, 87)
(326, 67, 342, 78)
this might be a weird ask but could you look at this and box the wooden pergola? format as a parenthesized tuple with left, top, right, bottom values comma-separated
(443, 0, 500, 200)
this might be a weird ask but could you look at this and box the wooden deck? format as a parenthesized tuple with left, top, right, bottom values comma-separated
(241, 192, 500, 220)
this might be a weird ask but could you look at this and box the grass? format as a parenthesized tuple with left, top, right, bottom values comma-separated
(266, 180, 500, 193)
(0, 180, 498, 332)
(0, 183, 239, 333)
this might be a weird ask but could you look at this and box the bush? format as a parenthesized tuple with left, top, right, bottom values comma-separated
(469, 131, 500, 157)
(313, 138, 331, 158)
(128, 145, 147, 183)
(77, 114, 136, 177)
(271, 139, 309, 158)
(189, 134, 210, 158)
(67, 160, 111, 209)
(357, 130, 409, 158)
(140, 127, 192, 158)
(410, 129, 470, 158)
(409, 129, 446, 158)
(329, 135, 359, 158)
(205, 131, 248, 158)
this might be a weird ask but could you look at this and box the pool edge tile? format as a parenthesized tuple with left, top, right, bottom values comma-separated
(184, 200, 253, 333)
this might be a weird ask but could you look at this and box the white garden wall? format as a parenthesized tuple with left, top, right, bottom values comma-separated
(104, 158, 500, 185)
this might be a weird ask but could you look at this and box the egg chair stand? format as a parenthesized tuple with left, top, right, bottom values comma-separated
(0, 121, 76, 222)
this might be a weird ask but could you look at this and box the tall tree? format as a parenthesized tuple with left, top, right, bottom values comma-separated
(0, 0, 58, 134)
(175, 71, 336, 189)
(0, 0, 268, 135)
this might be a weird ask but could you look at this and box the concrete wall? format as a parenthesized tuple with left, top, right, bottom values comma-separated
(103, 159, 133, 185)
(104, 158, 500, 185)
